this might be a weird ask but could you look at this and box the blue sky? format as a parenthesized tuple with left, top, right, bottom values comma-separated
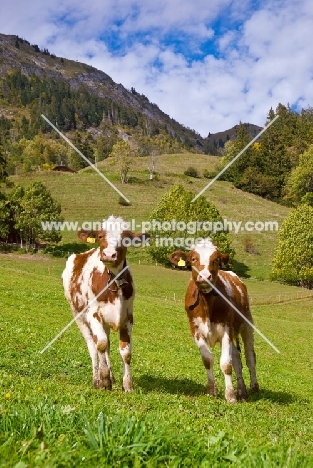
(0, 0, 313, 135)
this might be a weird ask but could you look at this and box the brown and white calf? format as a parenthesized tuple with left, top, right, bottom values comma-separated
(169, 239, 259, 403)
(62, 216, 148, 392)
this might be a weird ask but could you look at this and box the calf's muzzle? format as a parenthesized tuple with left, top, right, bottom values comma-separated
(101, 249, 117, 263)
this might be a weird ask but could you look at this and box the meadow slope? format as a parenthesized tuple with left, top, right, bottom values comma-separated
(0, 255, 312, 466)
(1, 153, 312, 466)
(8, 152, 290, 279)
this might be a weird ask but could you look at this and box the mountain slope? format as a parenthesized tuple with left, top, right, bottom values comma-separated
(0, 33, 204, 150)
(204, 123, 263, 154)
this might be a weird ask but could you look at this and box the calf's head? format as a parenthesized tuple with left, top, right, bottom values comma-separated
(169, 239, 229, 293)
(78, 216, 149, 271)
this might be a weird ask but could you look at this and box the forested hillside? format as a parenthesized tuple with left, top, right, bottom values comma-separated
(216, 104, 313, 203)
(0, 33, 205, 174)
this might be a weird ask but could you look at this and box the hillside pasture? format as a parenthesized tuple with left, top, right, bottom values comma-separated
(7, 152, 289, 279)
(0, 254, 312, 466)
(2, 152, 311, 465)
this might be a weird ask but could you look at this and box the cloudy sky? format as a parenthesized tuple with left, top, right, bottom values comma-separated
(0, 0, 312, 136)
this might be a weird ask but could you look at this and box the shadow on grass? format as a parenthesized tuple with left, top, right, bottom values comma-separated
(232, 259, 250, 278)
(137, 373, 206, 396)
(44, 242, 90, 257)
(250, 388, 296, 405)
(137, 375, 296, 404)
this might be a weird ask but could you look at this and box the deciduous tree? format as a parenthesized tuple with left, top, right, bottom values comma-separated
(271, 203, 313, 288)
(284, 146, 313, 206)
(147, 184, 234, 266)
(109, 140, 136, 184)
(10, 182, 63, 249)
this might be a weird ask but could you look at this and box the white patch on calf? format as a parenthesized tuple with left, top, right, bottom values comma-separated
(80, 250, 104, 302)
(218, 273, 234, 298)
(219, 271, 246, 305)
(209, 323, 227, 348)
(234, 284, 245, 304)
(62, 253, 76, 301)
(99, 297, 123, 331)
(224, 272, 246, 305)
(227, 271, 238, 277)
(193, 317, 226, 349)
(120, 343, 131, 359)
(192, 238, 217, 267)
(63, 250, 100, 310)
(220, 327, 232, 369)
(102, 215, 128, 248)
(193, 316, 210, 339)
(220, 327, 236, 402)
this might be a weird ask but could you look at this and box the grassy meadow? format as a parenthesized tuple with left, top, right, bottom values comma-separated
(8, 152, 290, 279)
(1, 153, 313, 466)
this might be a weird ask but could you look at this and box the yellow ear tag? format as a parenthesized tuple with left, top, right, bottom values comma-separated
(178, 258, 186, 267)
(87, 237, 96, 243)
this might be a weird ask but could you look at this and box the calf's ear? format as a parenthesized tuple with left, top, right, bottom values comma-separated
(220, 253, 229, 268)
(77, 230, 100, 244)
(169, 250, 190, 267)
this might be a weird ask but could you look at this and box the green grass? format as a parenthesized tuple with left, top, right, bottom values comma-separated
(0, 254, 313, 466)
(1, 154, 310, 465)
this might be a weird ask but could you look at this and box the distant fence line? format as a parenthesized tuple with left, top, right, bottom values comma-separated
(249, 291, 313, 305)
(165, 291, 313, 305)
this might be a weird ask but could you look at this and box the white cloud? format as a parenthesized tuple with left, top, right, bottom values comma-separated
(0, 0, 313, 135)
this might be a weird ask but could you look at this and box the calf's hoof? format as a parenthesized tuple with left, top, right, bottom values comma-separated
(123, 386, 134, 393)
(122, 376, 134, 392)
(93, 380, 112, 390)
(225, 388, 237, 404)
(99, 380, 112, 390)
(237, 385, 248, 401)
(98, 369, 112, 390)
(251, 382, 260, 393)
(207, 382, 218, 397)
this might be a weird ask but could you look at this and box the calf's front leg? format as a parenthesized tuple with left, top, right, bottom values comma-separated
(119, 321, 134, 392)
(193, 332, 217, 397)
(76, 318, 99, 388)
(88, 313, 112, 390)
(232, 343, 247, 400)
(103, 326, 115, 384)
(241, 323, 259, 393)
(220, 329, 237, 403)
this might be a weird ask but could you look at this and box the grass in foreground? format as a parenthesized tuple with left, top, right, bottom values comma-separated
(1, 402, 308, 467)
(0, 254, 313, 466)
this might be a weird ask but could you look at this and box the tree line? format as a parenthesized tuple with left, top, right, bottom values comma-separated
(214, 104, 313, 287)
(217, 104, 313, 204)
(0, 69, 196, 175)
(0, 180, 62, 249)
(1, 70, 140, 133)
